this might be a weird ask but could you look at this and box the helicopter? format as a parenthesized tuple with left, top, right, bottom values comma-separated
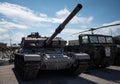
(65, 23, 120, 68)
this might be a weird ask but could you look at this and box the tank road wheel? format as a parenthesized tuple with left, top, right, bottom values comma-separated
(67, 68, 81, 76)
(68, 67, 82, 75)
(14, 54, 40, 80)
(76, 66, 88, 75)
(68, 65, 88, 76)
(22, 65, 39, 80)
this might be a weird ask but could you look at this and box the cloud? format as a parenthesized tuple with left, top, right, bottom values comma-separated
(71, 16, 93, 24)
(103, 21, 120, 26)
(0, 28, 7, 32)
(0, 2, 50, 25)
(0, 33, 9, 41)
(62, 28, 83, 34)
(11, 32, 24, 42)
(59, 28, 85, 40)
(0, 2, 119, 44)
(0, 32, 25, 45)
(0, 2, 39, 22)
(39, 13, 48, 18)
(0, 2, 94, 44)
(49, 28, 84, 40)
(60, 20, 120, 39)
(50, 28, 84, 35)
(56, 8, 69, 19)
(0, 3, 65, 29)
(55, 7, 93, 24)
(0, 2, 93, 26)
(0, 20, 28, 30)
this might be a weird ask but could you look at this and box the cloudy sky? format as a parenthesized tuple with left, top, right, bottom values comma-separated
(0, 0, 120, 45)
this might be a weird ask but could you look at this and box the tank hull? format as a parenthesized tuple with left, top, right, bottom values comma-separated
(14, 52, 90, 80)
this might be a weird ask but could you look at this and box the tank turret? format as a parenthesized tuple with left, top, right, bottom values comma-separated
(21, 4, 82, 48)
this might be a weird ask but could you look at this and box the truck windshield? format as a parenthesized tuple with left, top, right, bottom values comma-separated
(98, 36, 106, 43)
(89, 36, 98, 43)
(106, 37, 113, 43)
(82, 36, 89, 43)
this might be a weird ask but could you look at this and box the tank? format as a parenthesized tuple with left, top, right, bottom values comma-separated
(14, 4, 90, 80)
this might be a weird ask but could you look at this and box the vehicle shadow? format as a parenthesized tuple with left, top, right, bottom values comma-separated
(86, 67, 120, 84)
(12, 68, 96, 84)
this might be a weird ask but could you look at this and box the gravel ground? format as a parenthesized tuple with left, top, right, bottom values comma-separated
(0, 64, 120, 84)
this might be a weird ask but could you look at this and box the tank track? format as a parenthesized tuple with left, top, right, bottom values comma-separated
(14, 55, 39, 80)
(68, 60, 89, 75)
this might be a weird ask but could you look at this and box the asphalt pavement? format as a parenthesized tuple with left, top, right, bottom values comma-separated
(0, 64, 120, 84)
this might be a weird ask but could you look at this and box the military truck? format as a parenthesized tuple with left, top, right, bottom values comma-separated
(65, 34, 116, 68)
(65, 23, 120, 68)
(14, 4, 90, 80)
(113, 36, 120, 66)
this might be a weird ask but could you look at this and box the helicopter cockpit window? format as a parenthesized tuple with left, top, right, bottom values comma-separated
(98, 36, 106, 43)
(106, 37, 113, 43)
(89, 36, 98, 43)
(82, 36, 89, 43)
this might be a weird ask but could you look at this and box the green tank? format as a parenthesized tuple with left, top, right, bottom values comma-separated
(14, 4, 90, 80)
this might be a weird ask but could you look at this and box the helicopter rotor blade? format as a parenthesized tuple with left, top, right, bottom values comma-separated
(94, 23, 120, 30)
(72, 23, 120, 35)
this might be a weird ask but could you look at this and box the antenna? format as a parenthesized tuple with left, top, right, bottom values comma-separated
(10, 39, 12, 47)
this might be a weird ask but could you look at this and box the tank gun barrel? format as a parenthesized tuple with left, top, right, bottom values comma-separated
(45, 4, 82, 45)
